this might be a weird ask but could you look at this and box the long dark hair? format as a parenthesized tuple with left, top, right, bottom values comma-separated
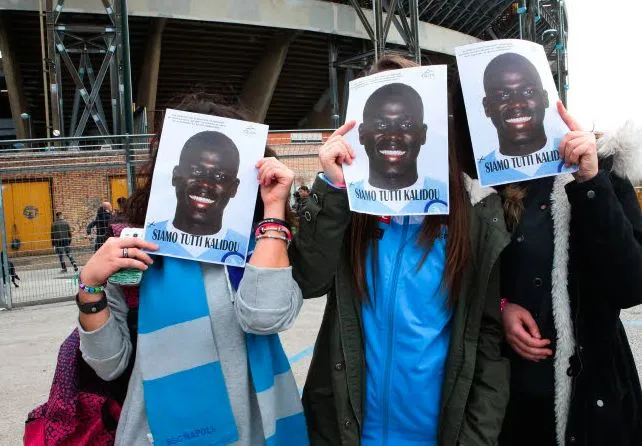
(124, 92, 294, 227)
(347, 55, 471, 304)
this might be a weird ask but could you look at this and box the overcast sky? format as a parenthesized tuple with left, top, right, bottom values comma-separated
(567, 0, 642, 132)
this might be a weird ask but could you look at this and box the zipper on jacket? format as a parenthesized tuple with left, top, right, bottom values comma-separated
(381, 217, 409, 445)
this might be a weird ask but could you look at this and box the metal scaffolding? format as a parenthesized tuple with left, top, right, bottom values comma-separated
(327, 0, 568, 124)
(44, 0, 133, 138)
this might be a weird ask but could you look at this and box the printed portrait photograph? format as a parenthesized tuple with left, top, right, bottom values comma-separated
(343, 65, 450, 216)
(144, 109, 268, 266)
(456, 39, 576, 187)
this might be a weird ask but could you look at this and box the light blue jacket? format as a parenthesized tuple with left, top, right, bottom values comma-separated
(362, 216, 451, 446)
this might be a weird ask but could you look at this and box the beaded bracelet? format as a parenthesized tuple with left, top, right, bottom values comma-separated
(78, 278, 107, 294)
(256, 234, 289, 245)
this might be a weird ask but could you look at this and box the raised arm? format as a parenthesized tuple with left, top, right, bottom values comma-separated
(289, 121, 356, 298)
(234, 156, 302, 334)
(558, 102, 642, 309)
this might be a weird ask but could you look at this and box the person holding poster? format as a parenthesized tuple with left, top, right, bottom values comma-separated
(497, 107, 642, 446)
(456, 40, 577, 187)
(292, 55, 510, 446)
(342, 64, 450, 215)
(73, 94, 308, 446)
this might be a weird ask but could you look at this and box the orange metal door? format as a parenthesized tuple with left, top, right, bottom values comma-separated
(1, 181, 53, 255)
(110, 177, 128, 211)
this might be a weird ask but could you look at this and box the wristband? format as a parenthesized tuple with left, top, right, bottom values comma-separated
(75, 293, 108, 314)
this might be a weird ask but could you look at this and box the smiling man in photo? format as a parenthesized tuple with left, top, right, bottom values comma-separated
(171, 131, 240, 236)
(147, 130, 247, 264)
(482, 52, 549, 157)
(474, 51, 576, 186)
(359, 83, 428, 190)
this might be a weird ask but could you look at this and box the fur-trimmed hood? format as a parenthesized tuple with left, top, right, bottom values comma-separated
(597, 120, 642, 183)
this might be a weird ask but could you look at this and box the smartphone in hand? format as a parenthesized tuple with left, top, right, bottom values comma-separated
(107, 228, 145, 286)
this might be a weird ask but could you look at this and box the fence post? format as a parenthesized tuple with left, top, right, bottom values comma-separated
(124, 134, 135, 196)
(0, 178, 12, 309)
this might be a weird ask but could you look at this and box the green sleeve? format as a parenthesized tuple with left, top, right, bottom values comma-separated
(289, 176, 351, 299)
(459, 263, 510, 446)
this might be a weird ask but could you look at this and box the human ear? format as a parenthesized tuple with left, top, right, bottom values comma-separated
(230, 179, 240, 198)
(172, 166, 179, 186)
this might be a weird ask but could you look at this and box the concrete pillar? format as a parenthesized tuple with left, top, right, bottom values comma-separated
(0, 12, 28, 139)
(298, 70, 350, 129)
(136, 18, 167, 133)
(240, 31, 296, 123)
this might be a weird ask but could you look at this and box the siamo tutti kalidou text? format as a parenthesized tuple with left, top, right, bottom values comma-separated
(151, 228, 240, 252)
(484, 148, 560, 173)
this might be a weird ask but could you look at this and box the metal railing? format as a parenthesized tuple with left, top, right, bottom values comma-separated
(0, 134, 153, 308)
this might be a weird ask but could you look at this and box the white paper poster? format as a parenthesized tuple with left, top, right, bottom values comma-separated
(342, 65, 450, 216)
(144, 109, 268, 266)
(455, 39, 576, 187)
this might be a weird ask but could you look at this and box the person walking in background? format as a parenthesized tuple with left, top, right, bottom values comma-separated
(51, 211, 78, 273)
(292, 185, 310, 214)
(86, 202, 112, 251)
(1, 251, 20, 288)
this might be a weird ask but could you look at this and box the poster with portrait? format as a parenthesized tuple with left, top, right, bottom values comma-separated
(342, 65, 449, 216)
(143, 109, 268, 266)
(455, 39, 577, 187)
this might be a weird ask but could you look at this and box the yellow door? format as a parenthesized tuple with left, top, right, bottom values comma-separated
(110, 176, 148, 212)
(110, 177, 128, 211)
(1, 181, 53, 255)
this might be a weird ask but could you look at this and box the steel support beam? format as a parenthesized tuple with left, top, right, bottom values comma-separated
(409, 0, 421, 64)
(0, 12, 29, 139)
(524, 0, 538, 42)
(347, 0, 422, 65)
(45, 0, 125, 139)
(328, 38, 340, 128)
(373, 0, 384, 61)
(557, 0, 567, 106)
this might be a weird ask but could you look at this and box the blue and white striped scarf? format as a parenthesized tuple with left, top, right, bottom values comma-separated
(137, 255, 308, 445)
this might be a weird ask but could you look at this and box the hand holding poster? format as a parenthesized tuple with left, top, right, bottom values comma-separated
(455, 39, 577, 187)
(143, 109, 268, 266)
(342, 65, 450, 216)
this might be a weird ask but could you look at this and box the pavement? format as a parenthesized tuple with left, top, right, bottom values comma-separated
(1, 297, 641, 445)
